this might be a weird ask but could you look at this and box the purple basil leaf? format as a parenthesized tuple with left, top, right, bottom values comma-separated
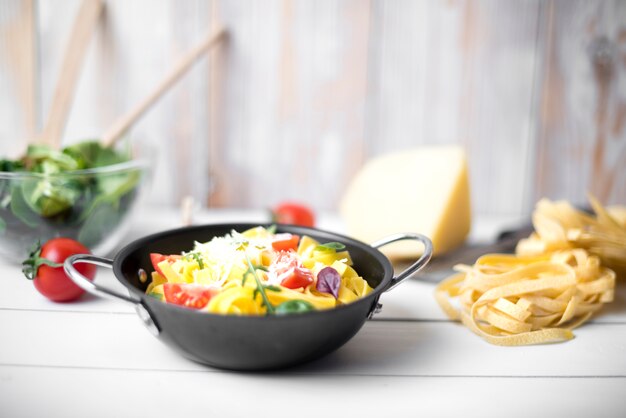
(316, 267, 341, 298)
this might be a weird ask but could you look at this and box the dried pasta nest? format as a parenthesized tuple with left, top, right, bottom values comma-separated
(436, 250, 615, 346)
(435, 196, 623, 346)
(516, 196, 626, 275)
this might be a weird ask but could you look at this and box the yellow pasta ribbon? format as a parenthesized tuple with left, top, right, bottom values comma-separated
(436, 250, 615, 346)
(207, 287, 265, 315)
(517, 196, 626, 275)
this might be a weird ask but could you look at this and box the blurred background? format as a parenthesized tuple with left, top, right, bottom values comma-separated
(1, 0, 624, 219)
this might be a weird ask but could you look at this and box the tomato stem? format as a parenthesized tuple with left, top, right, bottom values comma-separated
(21, 241, 62, 280)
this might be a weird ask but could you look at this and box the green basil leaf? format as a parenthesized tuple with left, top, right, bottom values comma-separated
(275, 300, 315, 315)
(315, 242, 346, 252)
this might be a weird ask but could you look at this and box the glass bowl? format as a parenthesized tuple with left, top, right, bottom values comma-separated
(0, 159, 150, 262)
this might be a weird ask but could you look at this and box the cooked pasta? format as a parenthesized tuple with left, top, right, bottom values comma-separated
(145, 226, 374, 315)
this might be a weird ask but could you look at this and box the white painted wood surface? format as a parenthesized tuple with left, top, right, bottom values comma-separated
(0, 0, 625, 215)
(1, 208, 625, 417)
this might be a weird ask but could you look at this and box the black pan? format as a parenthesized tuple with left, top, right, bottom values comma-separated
(64, 223, 432, 371)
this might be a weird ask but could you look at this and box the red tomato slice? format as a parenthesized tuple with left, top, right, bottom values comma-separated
(271, 233, 300, 251)
(163, 283, 218, 309)
(270, 251, 313, 289)
(280, 267, 314, 289)
(150, 253, 181, 276)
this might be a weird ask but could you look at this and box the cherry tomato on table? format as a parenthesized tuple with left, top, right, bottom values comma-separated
(22, 238, 96, 302)
(272, 202, 315, 228)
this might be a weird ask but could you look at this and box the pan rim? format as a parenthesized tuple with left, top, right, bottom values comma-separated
(112, 222, 394, 319)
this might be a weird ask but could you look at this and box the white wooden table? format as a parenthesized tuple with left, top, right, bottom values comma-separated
(1, 209, 625, 418)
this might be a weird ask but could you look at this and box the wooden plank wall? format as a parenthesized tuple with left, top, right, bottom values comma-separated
(0, 0, 624, 218)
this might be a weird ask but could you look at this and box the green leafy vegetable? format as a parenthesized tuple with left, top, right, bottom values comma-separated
(78, 202, 121, 245)
(275, 300, 315, 314)
(10, 184, 41, 227)
(23, 144, 79, 171)
(0, 140, 141, 252)
(315, 242, 346, 252)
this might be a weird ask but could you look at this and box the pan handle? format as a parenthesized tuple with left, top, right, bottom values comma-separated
(64, 254, 141, 304)
(371, 233, 433, 292)
(64, 254, 160, 336)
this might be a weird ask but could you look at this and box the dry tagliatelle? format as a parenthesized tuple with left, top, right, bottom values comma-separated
(144, 226, 374, 315)
(435, 197, 622, 346)
(516, 196, 626, 274)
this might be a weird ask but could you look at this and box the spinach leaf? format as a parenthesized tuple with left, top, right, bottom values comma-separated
(24, 144, 78, 171)
(20, 176, 81, 217)
(63, 140, 129, 169)
(0, 159, 24, 172)
(78, 201, 121, 247)
(77, 169, 140, 222)
(10, 184, 41, 227)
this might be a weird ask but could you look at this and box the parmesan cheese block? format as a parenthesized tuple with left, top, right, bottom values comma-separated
(608, 206, 626, 228)
(340, 146, 471, 258)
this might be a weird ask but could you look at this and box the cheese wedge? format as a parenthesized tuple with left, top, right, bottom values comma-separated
(340, 146, 471, 258)
(608, 206, 626, 228)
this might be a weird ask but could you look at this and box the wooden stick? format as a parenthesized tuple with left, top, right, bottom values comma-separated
(102, 26, 227, 148)
(38, 0, 104, 148)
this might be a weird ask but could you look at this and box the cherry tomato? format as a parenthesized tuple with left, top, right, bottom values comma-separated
(270, 251, 313, 290)
(150, 253, 182, 276)
(271, 233, 300, 251)
(273, 202, 315, 227)
(163, 283, 218, 309)
(22, 238, 96, 302)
